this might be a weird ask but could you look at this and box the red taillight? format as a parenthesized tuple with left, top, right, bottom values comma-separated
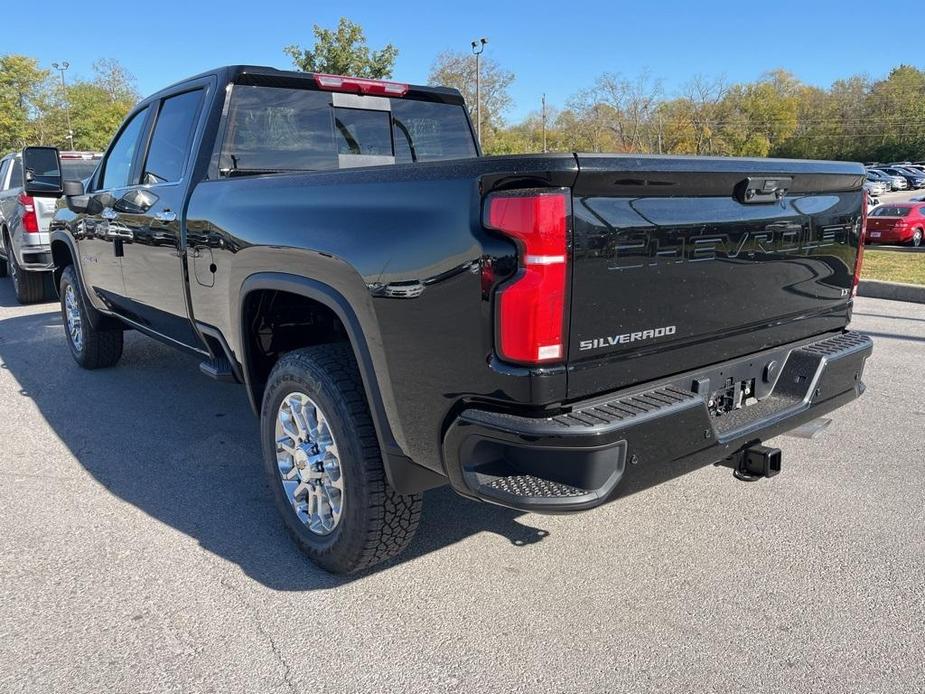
(18, 193, 38, 233)
(485, 190, 569, 365)
(853, 201, 866, 297)
(313, 73, 409, 97)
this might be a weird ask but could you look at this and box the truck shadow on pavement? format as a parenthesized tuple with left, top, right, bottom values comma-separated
(0, 289, 708, 590)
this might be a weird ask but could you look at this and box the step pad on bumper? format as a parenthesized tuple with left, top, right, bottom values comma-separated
(799, 330, 872, 357)
(552, 387, 697, 429)
(483, 475, 587, 498)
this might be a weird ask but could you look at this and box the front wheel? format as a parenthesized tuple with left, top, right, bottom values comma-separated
(261, 344, 422, 574)
(911, 229, 923, 248)
(59, 265, 123, 369)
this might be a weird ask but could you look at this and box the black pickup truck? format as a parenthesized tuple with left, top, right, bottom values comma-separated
(23, 65, 872, 573)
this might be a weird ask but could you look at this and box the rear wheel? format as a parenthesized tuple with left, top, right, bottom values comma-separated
(261, 344, 422, 574)
(911, 229, 923, 248)
(59, 265, 123, 369)
(9, 251, 45, 304)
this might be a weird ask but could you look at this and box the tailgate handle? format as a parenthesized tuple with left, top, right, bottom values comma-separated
(735, 177, 792, 204)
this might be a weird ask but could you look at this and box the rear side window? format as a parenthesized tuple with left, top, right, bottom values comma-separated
(219, 84, 477, 174)
(142, 90, 204, 184)
(102, 107, 149, 190)
(0, 159, 9, 190)
(9, 160, 23, 189)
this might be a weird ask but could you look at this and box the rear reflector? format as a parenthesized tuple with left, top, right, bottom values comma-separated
(485, 190, 569, 365)
(18, 193, 38, 233)
(853, 200, 866, 297)
(313, 73, 409, 97)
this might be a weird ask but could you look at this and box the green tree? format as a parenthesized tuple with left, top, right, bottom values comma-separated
(66, 83, 135, 151)
(863, 65, 925, 161)
(715, 70, 801, 157)
(428, 50, 514, 152)
(284, 18, 398, 78)
(0, 54, 49, 152)
(41, 58, 139, 151)
(91, 57, 139, 102)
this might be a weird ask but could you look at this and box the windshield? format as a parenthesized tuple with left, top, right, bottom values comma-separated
(61, 159, 99, 180)
(220, 85, 477, 174)
(871, 206, 911, 217)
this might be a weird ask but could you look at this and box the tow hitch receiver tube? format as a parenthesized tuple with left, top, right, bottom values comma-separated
(718, 443, 782, 480)
(744, 444, 782, 478)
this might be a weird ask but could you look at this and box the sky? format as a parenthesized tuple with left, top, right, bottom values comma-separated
(4, 0, 921, 122)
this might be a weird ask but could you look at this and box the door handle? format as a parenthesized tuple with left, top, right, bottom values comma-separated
(107, 227, 134, 240)
(155, 210, 177, 223)
(101, 207, 119, 221)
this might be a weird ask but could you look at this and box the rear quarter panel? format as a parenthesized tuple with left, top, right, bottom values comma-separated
(185, 155, 578, 469)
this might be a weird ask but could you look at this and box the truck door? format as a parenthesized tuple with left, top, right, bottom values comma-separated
(80, 105, 151, 312)
(115, 88, 206, 348)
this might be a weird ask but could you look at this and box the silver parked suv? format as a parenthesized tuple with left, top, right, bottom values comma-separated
(0, 151, 101, 303)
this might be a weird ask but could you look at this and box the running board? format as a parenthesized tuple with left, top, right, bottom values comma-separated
(199, 357, 236, 383)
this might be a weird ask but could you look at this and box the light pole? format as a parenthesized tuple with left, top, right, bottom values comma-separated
(470, 38, 487, 146)
(541, 93, 547, 153)
(52, 61, 74, 151)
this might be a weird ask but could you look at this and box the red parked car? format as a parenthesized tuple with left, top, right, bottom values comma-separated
(866, 203, 925, 247)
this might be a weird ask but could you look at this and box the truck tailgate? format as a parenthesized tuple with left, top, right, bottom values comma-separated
(567, 155, 865, 400)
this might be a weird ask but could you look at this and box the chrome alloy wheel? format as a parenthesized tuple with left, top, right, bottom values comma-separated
(275, 392, 344, 535)
(64, 284, 83, 352)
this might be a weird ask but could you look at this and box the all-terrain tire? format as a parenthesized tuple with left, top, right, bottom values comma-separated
(10, 251, 45, 304)
(261, 343, 422, 574)
(59, 265, 123, 369)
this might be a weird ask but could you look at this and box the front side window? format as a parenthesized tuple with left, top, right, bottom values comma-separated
(143, 90, 204, 184)
(102, 107, 149, 190)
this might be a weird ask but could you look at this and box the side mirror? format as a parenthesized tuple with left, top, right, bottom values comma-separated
(22, 146, 64, 197)
(63, 180, 84, 196)
(62, 180, 88, 214)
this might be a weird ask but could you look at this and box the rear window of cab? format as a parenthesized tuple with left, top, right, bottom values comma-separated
(219, 85, 477, 175)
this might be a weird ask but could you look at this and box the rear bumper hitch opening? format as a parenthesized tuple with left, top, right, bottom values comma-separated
(718, 443, 782, 482)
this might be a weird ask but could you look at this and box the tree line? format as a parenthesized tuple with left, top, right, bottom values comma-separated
(2, 17, 923, 163)
(283, 19, 925, 162)
(479, 65, 925, 162)
(0, 55, 139, 153)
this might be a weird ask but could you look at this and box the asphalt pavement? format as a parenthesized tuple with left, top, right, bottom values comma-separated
(0, 282, 923, 693)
